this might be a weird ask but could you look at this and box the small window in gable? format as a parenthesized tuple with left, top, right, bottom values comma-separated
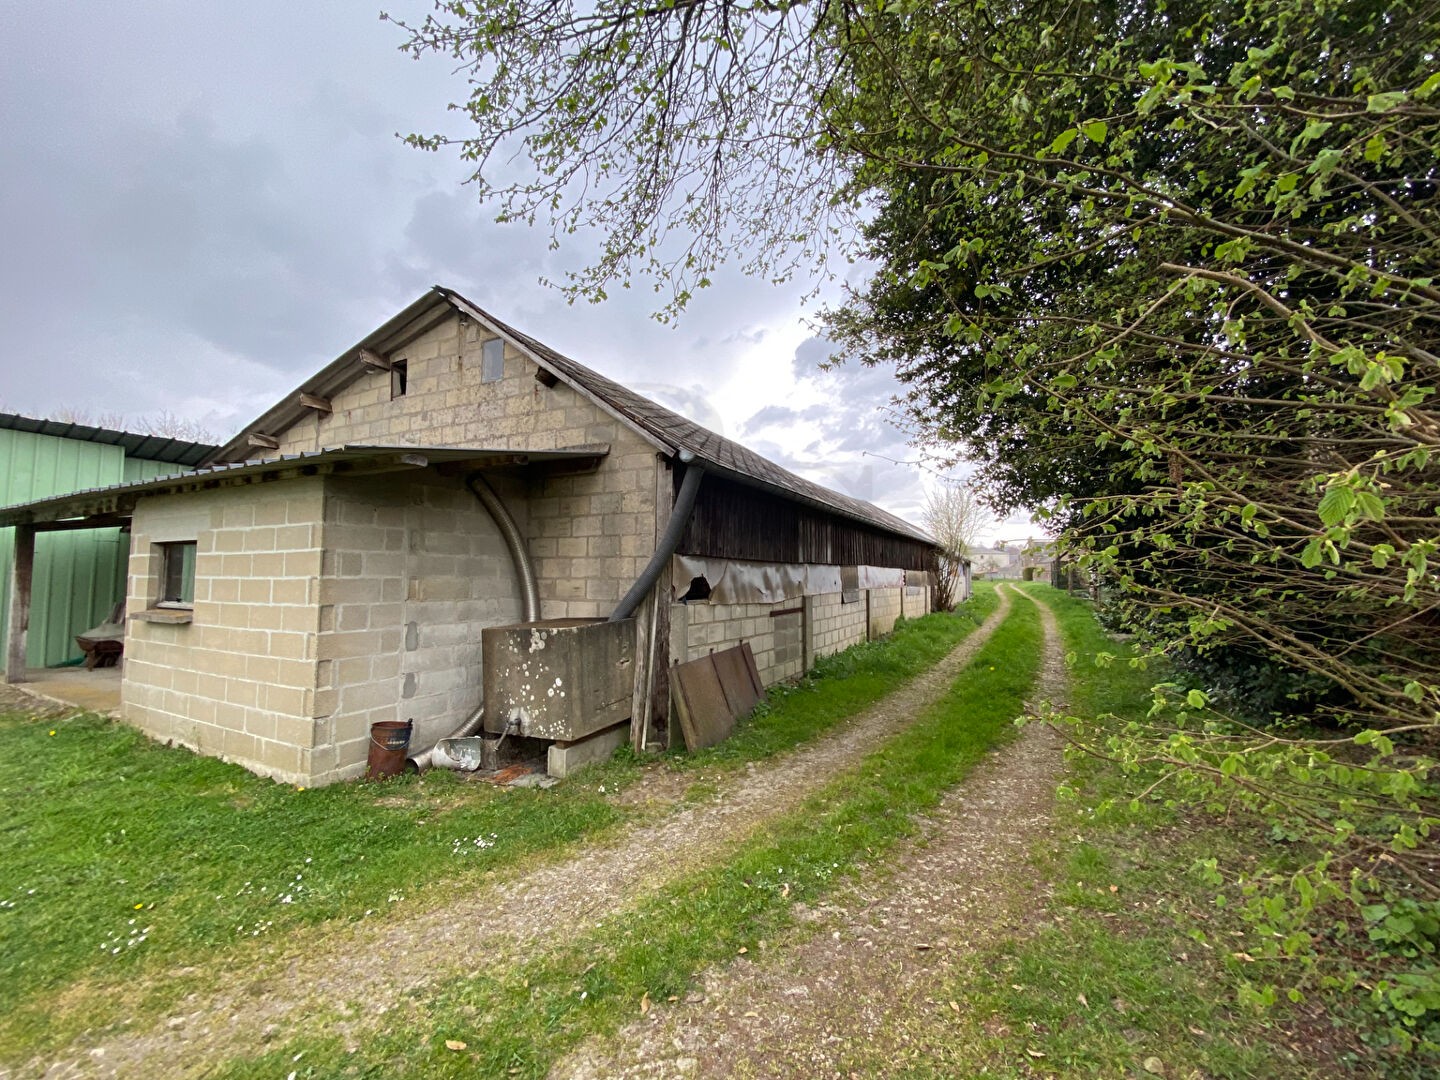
(481, 338, 505, 383)
(158, 541, 197, 608)
(391, 359, 408, 399)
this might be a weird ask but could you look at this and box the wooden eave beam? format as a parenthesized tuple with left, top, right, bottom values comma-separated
(298, 392, 332, 414)
(358, 348, 392, 371)
(34, 514, 130, 533)
(247, 433, 280, 450)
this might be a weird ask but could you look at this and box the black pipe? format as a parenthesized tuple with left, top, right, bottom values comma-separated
(610, 457, 704, 621)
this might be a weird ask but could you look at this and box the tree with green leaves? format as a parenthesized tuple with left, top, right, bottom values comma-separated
(395, 0, 1440, 1049)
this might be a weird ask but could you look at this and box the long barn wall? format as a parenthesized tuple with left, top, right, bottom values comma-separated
(670, 584, 931, 691)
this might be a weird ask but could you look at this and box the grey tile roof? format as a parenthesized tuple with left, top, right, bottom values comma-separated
(438, 289, 934, 546)
(207, 287, 933, 547)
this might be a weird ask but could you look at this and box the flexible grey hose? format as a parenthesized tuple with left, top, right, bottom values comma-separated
(465, 473, 540, 623)
(410, 472, 540, 771)
(611, 456, 704, 621)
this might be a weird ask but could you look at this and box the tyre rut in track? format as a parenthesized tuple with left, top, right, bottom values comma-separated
(556, 587, 1068, 1080)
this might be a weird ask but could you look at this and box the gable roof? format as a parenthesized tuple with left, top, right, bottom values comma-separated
(210, 287, 933, 547)
(0, 412, 216, 467)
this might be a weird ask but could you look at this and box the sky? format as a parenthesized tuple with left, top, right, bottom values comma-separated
(0, 1, 1035, 541)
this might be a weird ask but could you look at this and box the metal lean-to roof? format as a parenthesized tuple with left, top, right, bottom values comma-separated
(0, 444, 609, 528)
(211, 287, 934, 547)
(0, 412, 217, 467)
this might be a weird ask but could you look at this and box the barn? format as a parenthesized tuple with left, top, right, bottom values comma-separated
(0, 288, 937, 785)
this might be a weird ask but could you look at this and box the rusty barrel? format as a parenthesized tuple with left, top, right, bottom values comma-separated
(366, 719, 413, 780)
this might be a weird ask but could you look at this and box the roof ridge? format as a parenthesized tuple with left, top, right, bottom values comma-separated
(435, 287, 932, 545)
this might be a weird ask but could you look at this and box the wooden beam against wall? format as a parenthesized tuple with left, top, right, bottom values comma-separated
(297, 392, 332, 414)
(247, 433, 280, 451)
(358, 348, 391, 371)
(5, 524, 35, 683)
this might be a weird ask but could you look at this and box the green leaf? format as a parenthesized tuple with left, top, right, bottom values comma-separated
(1366, 90, 1408, 112)
(1081, 119, 1108, 144)
(1049, 128, 1079, 155)
(1317, 485, 1355, 527)
(1186, 689, 1208, 709)
(1353, 490, 1385, 522)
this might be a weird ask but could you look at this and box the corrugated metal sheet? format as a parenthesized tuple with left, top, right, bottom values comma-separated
(0, 413, 216, 466)
(0, 429, 191, 667)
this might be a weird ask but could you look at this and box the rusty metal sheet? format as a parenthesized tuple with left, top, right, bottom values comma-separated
(672, 652, 735, 751)
(712, 642, 763, 718)
(673, 642, 766, 750)
(672, 555, 842, 605)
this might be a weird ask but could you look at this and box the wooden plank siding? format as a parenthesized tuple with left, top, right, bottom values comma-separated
(678, 474, 932, 571)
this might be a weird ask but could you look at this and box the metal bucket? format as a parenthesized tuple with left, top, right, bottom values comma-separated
(366, 719, 413, 780)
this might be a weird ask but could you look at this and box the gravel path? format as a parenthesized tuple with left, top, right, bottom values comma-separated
(23, 591, 1016, 1079)
(555, 587, 1068, 1080)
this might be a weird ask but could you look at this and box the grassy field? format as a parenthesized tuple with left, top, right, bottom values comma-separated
(0, 588, 997, 1061)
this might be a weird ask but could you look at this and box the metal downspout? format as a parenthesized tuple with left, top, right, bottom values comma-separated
(409, 472, 540, 771)
(611, 453, 704, 622)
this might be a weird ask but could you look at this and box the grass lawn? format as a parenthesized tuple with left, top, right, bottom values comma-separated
(0, 588, 996, 1062)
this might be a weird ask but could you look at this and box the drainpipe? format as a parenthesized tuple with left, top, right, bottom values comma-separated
(611, 453, 704, 621)
(409, 472, 540, 772)
(466, 473, 540, 624)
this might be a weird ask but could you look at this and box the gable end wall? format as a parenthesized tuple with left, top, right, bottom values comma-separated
(271, 312, 663, 620)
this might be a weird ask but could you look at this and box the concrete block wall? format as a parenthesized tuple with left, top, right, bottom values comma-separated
(312, 472, 525, 782)
(674, 583, 930, 696)
(123, 481, 325, 781)
(674, 598, 805, 687)
(810, 591, 869, 661)
(526, 450, 659, 620)
(868, 588, 903, 639)
(272, 311, 661, 622)
(901, 586, 931, 620)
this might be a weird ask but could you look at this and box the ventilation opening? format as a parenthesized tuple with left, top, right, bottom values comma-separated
(391, 359, 409, 399)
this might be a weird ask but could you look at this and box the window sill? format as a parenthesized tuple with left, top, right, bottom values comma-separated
(133, 608, 194, 625)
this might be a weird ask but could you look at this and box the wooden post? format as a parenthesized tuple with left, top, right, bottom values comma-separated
(629, 589, 654, 753)
(801, 594, 815, 674)
(629, 456, 677, 752)
(6, 524, 35, 683)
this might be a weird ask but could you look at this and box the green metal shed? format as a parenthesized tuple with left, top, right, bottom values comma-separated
(0, 415, 215, 668)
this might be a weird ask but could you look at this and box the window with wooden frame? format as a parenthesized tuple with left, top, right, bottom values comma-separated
(157, 541, 197, 608)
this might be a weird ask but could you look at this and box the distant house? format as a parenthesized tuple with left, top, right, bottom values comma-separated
(0, 414, 214, 667)
(1, 288, 937, 785)
(968, 544, 1021, 580)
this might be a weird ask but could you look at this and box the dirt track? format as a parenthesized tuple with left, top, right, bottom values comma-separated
(26, 592, 1019, 1080)
(555, 588, 1067, 1079)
